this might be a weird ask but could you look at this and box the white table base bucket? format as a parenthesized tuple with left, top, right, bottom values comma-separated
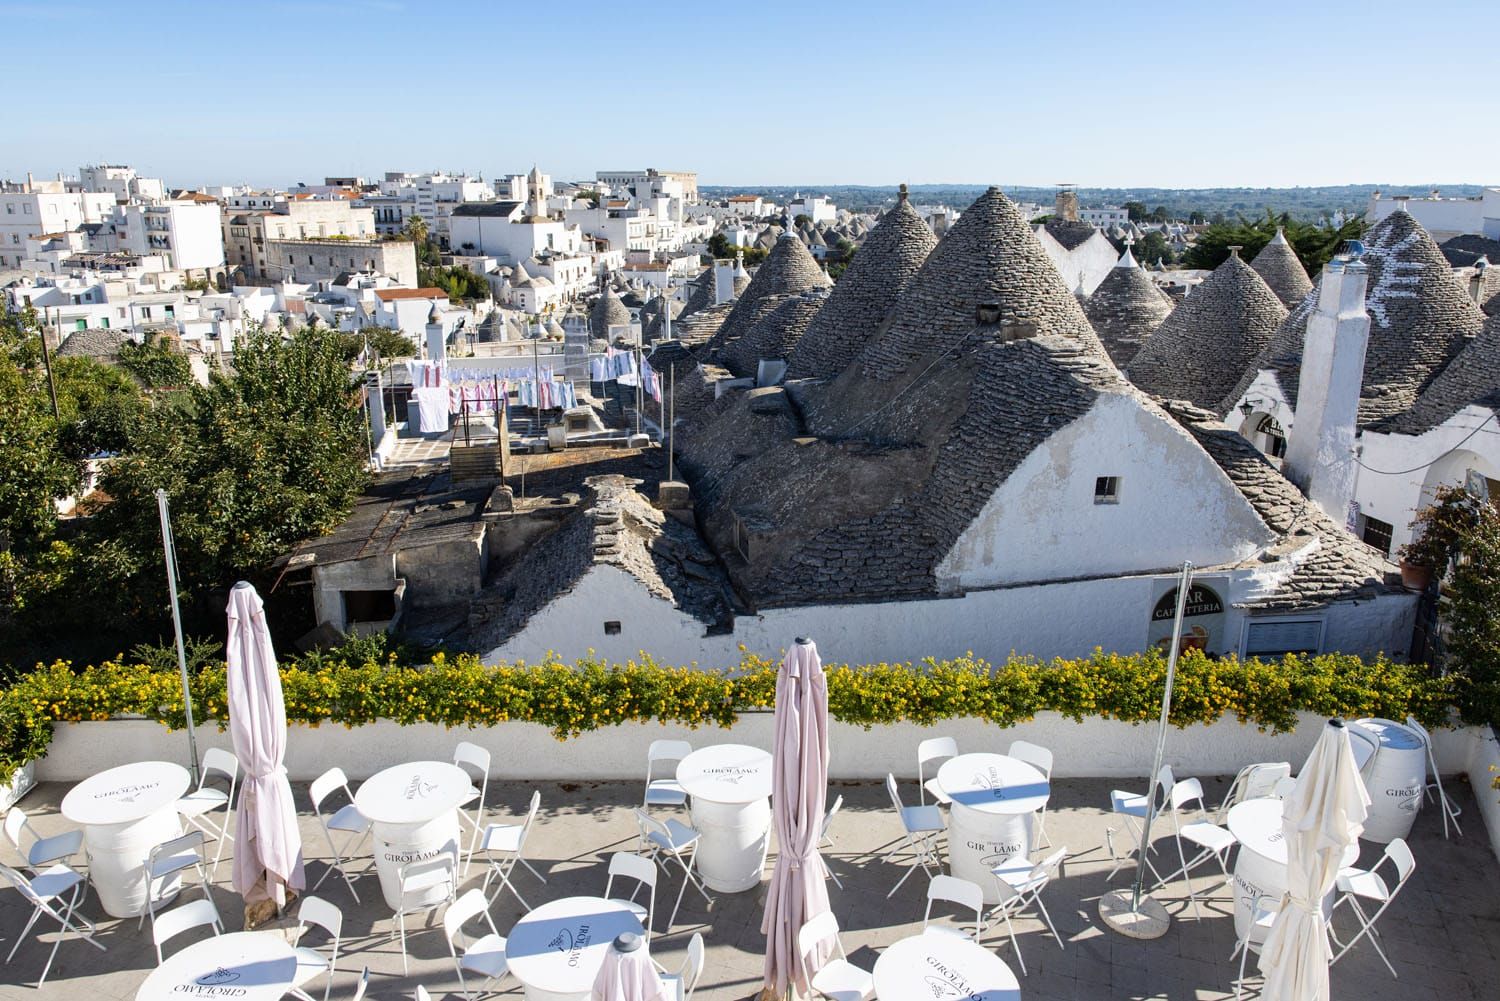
(1231, 848, 1338, 939)
(521, 986, 587, 1001)
(948, 803, 1032, 905)
(85, 808, 184, 918)
(689, 796, 770, 893)
(1359, 721, 1426, 844)
(372, 812, 460, 910)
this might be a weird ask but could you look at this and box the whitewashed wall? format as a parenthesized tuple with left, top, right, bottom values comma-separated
(34, 712, 1481, 784)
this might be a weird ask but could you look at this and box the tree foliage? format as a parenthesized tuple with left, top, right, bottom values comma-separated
(1135, 231, 1175, 267)
(119, 334, 194, 388)
(706, 232, 769, 265)
(340, 326, 416, 361)
(419, 264, 490, 302)
(1180, 211, 1366, 274)
(0, 309, 77, 551)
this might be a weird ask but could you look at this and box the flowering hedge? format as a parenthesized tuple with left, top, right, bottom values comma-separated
(0, 649, 1460, 785)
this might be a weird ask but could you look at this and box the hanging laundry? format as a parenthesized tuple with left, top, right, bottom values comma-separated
(411, 386, 449, 433)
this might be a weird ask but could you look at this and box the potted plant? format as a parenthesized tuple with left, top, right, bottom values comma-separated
(1399, 485, 1481, 591)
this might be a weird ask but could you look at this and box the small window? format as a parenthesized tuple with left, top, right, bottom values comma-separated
(1094, 476, 1120, 505)
(1361, 516, 1394, 556)
(1244, 619, 1322, 657)
(604, 621, 622, 635)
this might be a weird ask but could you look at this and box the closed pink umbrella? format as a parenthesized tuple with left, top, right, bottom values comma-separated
(226, 581, 305, 919)
(591, 933, 668, 1001)
(759, 638, 832, 1000)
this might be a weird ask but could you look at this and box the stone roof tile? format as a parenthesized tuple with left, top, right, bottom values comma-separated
(1249, 228, 1314, 307)
(1084, 247, 1173, 367)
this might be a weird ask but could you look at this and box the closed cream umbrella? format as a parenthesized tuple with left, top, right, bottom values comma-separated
(226, 581, 306, 926)
(1258, 718, 1371, 1001)
(759, 638, 832, 1000)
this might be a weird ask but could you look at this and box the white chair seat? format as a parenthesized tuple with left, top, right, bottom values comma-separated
(1110, 789, 1149, 817)
(480, 823, 524, 854)
(610, 897, 650, 923)
(992, 860, 1045, 895)
(923, 778, 953, 805)
(400, 866, 453, 898)
(901, 804, 945, 833)
(327, 804, 370, 835)
(176, 788, 229, 817)
(1338, 869, 1390, 902)
(645, 779, 688, 806)
(660, 972, 685, 1001)
(28, 863, 85, 900)
(26, 830, 83, 868)
(647, 819, 701, 853)
(291, 947, 329, 987)
(1182, 821, 1236, 853)
(810, 959, 875, 1000)
(460, 933, 509, 979)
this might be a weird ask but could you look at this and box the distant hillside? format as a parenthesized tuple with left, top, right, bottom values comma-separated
(700, 183, 1488, 221)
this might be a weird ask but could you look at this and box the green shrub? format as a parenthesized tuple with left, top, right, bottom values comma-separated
(0, 649, 1465, 786)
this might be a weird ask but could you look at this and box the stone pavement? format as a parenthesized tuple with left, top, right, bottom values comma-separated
(3, 774, 1496, 1000)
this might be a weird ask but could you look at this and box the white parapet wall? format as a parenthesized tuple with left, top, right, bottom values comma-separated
(35, 711, 1485, 784)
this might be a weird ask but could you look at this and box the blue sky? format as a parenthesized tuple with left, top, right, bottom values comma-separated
(4, 0, 1496, 190)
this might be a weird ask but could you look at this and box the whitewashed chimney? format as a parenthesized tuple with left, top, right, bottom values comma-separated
(424, 302, 446, 363)
(1284, 255, 1370, 522)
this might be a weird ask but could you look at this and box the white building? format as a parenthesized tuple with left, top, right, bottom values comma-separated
(370, 171, 491, 243)
(595, 169, 697, 204)
(1366, 188, 1500, 242)
(788, 194, 836, 225)
(0, 180, 118, 270)
(78, 164, 166, 205)
(1034, 191, 1117, 295)
(117, 197, 225, 275)
(1080, 206, 1130, 228)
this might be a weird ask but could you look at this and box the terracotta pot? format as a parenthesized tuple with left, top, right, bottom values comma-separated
(1400, 560, 1432, 591)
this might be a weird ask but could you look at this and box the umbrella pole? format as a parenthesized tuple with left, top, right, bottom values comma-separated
(155, 489, 202, 786)
(1100, 560, 1193, 939)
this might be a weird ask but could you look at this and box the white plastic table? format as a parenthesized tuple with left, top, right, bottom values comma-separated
(354, 760, 473, 909)
(1225, 798, 1361, 938)
(675, 744, 774, 892)
(873, 929, 1021, 1001)
(135, 930, 298, 1001)
(936, 753, 1049, 904)
(506, 895, 646, 1001)
(60, 760, 191, 918)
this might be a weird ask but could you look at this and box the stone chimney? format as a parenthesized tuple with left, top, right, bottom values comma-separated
(1055, 188, 1080, 222)
(1284, 255, 1371, 521)
(1469, 258, 1489, 305)
(425, 303, 447, 363)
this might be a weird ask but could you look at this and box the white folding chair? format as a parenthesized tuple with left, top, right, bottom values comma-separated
(635, 809, 714, 931)
(351, 966, 370, 1001)
(140, 829, 213, 930)
(1216, 762, 1292, 821)
(1330, 838, 1415, 977)
(923, 874, 985, 941)
(1106, 763, 1174, 880)
(917, 737, 958, 806)
(798, 910, 874, 1001)
(604, 852, 657, 942)
(987, 846, 1068, 975)
(659, 931, 705, 1001)
(883, 773, 945, 898)
(479, 790, 545, 909)
(443, 888, 511, 1000)
(819, 794, 844, 889)
(1271, 775, 1297, 799)
(1155, 778, 1238, 918)
(1229, 891, 1281, 1000)
(290, 894, 343, 1001)
(643, 739, 692, 809)
(1008, 740, 1054, 847)
(176, 747, 239, 878)
(4, 807, 84, 874)
(309, 767, 371, 904)
(452, 741, 491, 873)
(153, 896, 223, 964)
(1407, 716, 1462, 838)
(1, 862, 104, 987)
(393, 847, 459, 975)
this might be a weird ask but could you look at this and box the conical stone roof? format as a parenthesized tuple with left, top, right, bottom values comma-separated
(1223, 211, 1483, 424)
(1127, 251, 1287, 409)
(679, 268, 715, 318)
(1084, 247, 1174, 367)
(1249, 228, 1314, 307)
(786, 193, 938, 381)
(700, 235, 830, 360)
(1387, 310, 1500, 434)
(719, 292, 827, 379)
(590, 287, 631, 338)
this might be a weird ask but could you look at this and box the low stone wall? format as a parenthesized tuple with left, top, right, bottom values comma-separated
(36, 711, 1482, 784)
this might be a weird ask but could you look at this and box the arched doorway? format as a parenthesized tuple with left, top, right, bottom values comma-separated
(1238, 410, 1288, 463)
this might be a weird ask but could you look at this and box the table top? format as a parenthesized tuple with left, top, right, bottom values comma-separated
(62, 761, 191, 827)
(136, 930, 298, 1001)
(873, 929, 1021, 1001)
(1226, 798, 1361, 868)
(354, 761, 474, 825)
(507, 896, 646, 995)
(936, 753, 1050, 815)
(676, 744, 774, 804)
